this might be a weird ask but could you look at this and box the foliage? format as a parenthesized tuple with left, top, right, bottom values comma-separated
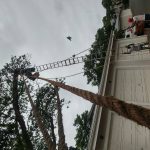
(28, 80, 70, 149)
(0, 55, 32, 149)
(0, 55, 70, 149)
(69, 146, 78, 150)
(83, 25, 112, 86)
(102, 0, 114, 18)
(115, 29, 124, 39)
(73, 111, 91, 150)
(28, 83, 57, 150)
(84, 0, 115, 86)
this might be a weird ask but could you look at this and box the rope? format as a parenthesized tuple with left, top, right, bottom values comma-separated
(47, 71, 84, 80)
(68, 48, 91, 59)
(37, 76, 150, 129)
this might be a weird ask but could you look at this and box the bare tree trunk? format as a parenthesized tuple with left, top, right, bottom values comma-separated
(12, 73, 33, 150)
(46, 100, 56, 145)
(24, 81, 56, 150)
(49, 114, 56, 145)
(15, 119, 24, 149)
(55, 87, 68, 150)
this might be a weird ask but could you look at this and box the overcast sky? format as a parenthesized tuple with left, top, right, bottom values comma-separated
(0, 0, 105, 147)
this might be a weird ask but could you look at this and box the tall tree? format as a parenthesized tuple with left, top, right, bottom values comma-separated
(13, 70, 33, 150)
(84, 27, 109, 86)
(28, 82, 70, 150)
(36, 84, 57, 145)
(83, 0, 114, 86)
(73, 111, 91, 150)
(0, 55, 33, 149)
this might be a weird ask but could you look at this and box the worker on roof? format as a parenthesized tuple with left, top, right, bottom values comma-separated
(128, 14, 150, 29)
(135, 21, 144, 36)
(127, 14, 150, 36)
(124, 42, 150, 54)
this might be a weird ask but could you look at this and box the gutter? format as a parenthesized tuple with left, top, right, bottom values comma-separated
(87, 30, 114, 150)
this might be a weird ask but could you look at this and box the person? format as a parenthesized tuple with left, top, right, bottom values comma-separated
(128, 18, 137, 35)
(128, 17, 145, 36)
(135, 21, 144, 36)
(128, 17, 136, 26)
(31, 72, 39, 80)
(128, 14, 150, 28)
(124, 43, 150, 54)
(124, 44, 135, 54)
(19, 67, 38, 80)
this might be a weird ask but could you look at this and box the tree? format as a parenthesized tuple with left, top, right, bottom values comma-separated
(83, 27, 110, 86)
(83, 0, 114, 86)
(73, 111, 91, 150)
(0, 55, 33, 149)
(102, 0, 112, 9)
(0, 123, 16, 149)
(0, 55, 70, 149)
(13, 69, 33, 150)
(69, 146, 78, 150)
(28, 83, 57, 149)
(28, 81, 70, 150)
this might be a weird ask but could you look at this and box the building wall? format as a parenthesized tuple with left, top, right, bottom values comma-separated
(105, 35, 150, 150)
(88, 35, 150, 150)
(120, 9, 132, 30)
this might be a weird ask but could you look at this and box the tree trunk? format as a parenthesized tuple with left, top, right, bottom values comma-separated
(12, 73, 33, 150)
(24, 81, 56, 150)
(15, 119, 24, 149)
(49, 114, 56, 145)
(55, 87, 68, 150)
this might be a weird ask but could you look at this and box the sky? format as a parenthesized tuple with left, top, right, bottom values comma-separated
(0, 0, 105, 147)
